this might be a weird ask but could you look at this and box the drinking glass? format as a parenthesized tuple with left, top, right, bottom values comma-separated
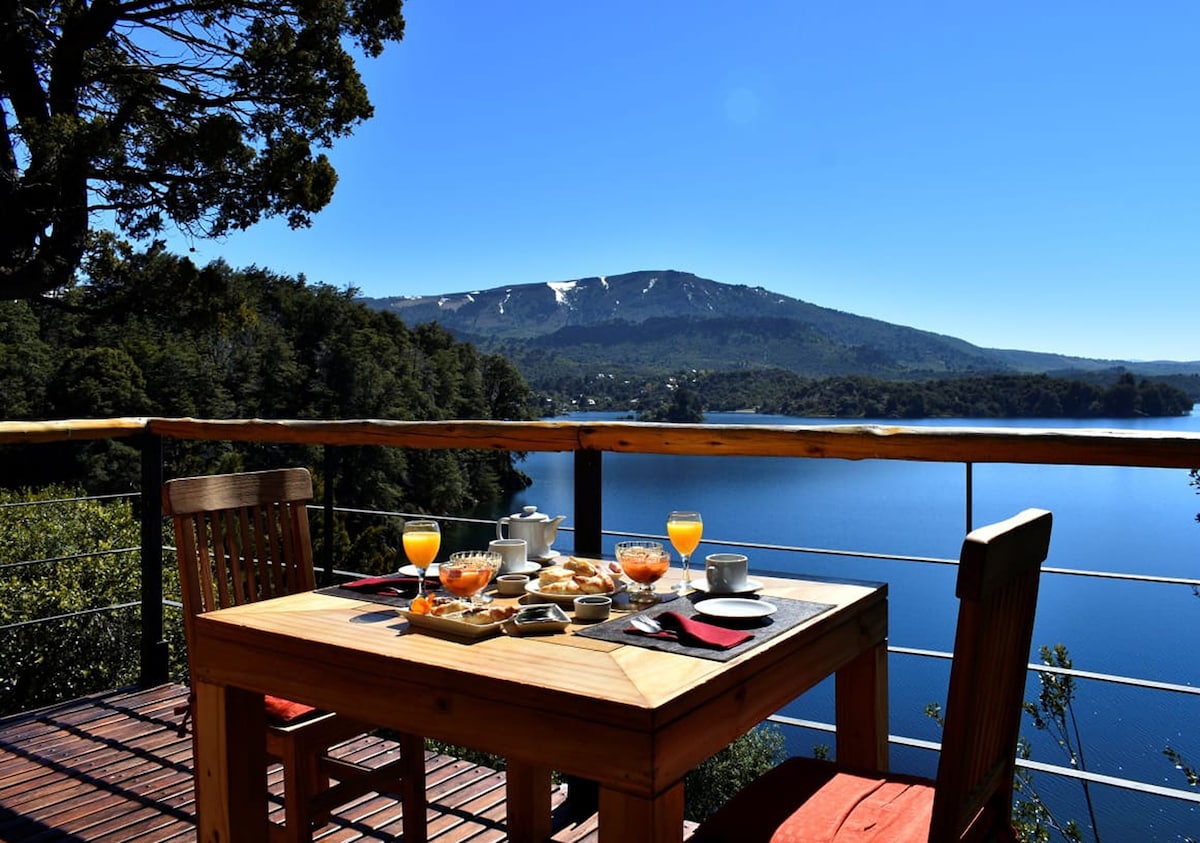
(666, 510, 703, 592)
(439, 551, 501, 605)
(616, 540, 670, 606)
(402, 519, 441, 594)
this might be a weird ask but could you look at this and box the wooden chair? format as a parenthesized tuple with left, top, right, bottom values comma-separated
(164, 467, 428, 843)
(690, 508, 1053, 843)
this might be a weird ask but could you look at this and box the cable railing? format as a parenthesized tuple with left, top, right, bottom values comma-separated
(1, 416, 1198, 831)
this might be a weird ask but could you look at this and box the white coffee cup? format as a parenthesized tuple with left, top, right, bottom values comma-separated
(705, 553, 750, 593)
(489, 538, 528, 573)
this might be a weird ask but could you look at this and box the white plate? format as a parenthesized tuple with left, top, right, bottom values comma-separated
(497, 560, 541, 576)
(693, 598, 777, 620)
(523, 579, 625, 605)
(530, 550, 560, 563)
(397, 607, 507, 639)
(399, 563, 440, 578)
(689, 577, 765, 596)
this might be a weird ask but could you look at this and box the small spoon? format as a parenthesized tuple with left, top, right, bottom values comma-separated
(629, 615, 664, 634)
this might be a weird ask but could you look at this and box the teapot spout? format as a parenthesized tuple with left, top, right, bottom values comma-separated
(544, 514, 566, 544)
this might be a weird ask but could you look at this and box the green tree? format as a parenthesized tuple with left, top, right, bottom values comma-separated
(1, 0, 405, 300)
(0, 486, 183, 715)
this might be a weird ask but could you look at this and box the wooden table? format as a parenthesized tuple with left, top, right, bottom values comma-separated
(189, 570, 888, 843)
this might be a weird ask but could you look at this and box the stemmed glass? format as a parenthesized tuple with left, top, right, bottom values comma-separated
(616, 541, 670, 606)
(666, 511, 703, 592)
(439, 550, 502, 606)
(402, 519, 441, 594)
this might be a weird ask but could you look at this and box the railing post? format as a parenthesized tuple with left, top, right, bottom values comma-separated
(965, 461, 974, 533)
(322, 445, 339, 586)
(573, 449, 602, 556)
(139, 433, 169, 686)
(566, 448, 603, 820)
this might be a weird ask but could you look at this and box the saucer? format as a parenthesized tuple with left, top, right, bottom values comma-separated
(399, 563, 440, 577)
(529, 550, 560, 563)
(498, 560, 541, 576)
(689, 577, 765, 596)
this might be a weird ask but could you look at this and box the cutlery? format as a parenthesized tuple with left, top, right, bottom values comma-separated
(629, 615, 664, 634)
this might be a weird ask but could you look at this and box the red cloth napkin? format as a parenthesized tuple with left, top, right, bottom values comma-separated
(629, 611, 753, 650)
(340, 574, 419, 594)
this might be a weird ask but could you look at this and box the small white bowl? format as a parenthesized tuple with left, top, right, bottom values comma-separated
(573, 594, 612, 622)
(495, 574, 530, 596)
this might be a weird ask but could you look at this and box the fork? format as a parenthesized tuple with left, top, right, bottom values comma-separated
(628, 615, 664, 634)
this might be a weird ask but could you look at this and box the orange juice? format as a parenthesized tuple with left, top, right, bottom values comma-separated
(666, 518, 703, 556)
(403, 530, 440, 569)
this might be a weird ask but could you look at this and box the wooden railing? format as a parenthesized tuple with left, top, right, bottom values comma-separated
(5, 415, 1200, 684)
(5, 415, 1200, 622)
(5, 415, 1200, 827)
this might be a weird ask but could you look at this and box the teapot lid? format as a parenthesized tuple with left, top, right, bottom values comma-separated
(509, 505, 549, 522)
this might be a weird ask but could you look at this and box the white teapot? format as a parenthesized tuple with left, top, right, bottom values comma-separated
(496, 505, 566, 560)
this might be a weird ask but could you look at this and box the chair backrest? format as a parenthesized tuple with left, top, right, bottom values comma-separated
(929, 508, 1053, 841)
(163, 468, 316, 652)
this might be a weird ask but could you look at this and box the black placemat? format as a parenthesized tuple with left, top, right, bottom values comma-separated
(316, 582, 413, 608)
(574, 594, 836, 662)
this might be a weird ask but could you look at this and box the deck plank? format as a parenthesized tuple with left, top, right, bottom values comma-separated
(0, 684, 696, 842)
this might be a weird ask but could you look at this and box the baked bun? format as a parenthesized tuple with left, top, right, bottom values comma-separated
(537, 558, 614, 594)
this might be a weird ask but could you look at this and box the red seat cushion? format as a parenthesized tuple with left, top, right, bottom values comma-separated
(769, 770, 933, 842)
(691, 758, 934, 843)
(264, 694, 319, 724)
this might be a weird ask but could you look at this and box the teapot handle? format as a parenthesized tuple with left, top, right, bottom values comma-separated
(496, 517, 510, 540)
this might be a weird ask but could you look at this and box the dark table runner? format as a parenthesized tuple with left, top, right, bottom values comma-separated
(574, 595, 835, 662)
(316, 583, 413, 609)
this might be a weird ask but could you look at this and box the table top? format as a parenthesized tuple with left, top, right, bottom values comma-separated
(191, 569, 886, 791)
(196, 571, 883, 715)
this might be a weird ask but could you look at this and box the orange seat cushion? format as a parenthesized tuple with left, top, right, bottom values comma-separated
(691, 758, 935, 843)
(264, 694, 319, 724)
(769, 770, 933, 842)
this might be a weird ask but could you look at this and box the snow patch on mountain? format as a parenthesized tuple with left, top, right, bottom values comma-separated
(548, 280, 578, 306)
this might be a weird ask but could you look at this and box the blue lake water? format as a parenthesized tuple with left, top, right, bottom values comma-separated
(503, 411, 1200, 840)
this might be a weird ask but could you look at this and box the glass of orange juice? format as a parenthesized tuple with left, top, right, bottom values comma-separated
(666, 511, 703, 592)
(402, 519, 440, 594)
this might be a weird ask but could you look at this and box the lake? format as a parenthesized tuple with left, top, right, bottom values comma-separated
(503, 410, 1200, 841)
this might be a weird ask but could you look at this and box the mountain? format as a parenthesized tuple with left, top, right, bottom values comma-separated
(359, 270, 1200, 386)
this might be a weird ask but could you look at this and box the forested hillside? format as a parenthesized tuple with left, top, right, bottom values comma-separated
(0, 240, 534, 516)
(542, 368, 1192, 421)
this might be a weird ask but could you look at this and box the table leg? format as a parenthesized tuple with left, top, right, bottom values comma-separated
(505, 759, 553, 842)
(193, 680, 267, 843)
(834, 638, 889, 770)
(597, 783, 684, 843)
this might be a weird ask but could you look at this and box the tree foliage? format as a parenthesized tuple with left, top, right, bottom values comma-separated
(0, 485, 177, 715)
(541, 367, 1192, 421)
(1, 0, 405, 299)
(0, 241, 535, 531)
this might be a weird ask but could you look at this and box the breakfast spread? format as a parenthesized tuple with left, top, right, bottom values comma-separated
(536, 557, 619, 595)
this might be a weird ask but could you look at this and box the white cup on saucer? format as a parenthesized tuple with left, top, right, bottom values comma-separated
(705, 553, 750, 593)
(489, 538, 528, 574)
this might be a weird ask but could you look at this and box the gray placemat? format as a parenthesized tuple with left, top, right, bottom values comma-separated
(574, 595, 836, 662)
(316, 582, 414, 608)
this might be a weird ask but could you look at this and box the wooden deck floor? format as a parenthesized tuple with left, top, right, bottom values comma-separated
(0, 684, 674, 842)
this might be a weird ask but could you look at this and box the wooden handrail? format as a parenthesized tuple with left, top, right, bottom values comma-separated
(2, 417, 1198, 469)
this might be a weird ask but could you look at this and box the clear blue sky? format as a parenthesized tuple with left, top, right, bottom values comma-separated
(169, 1, 1200, 362)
